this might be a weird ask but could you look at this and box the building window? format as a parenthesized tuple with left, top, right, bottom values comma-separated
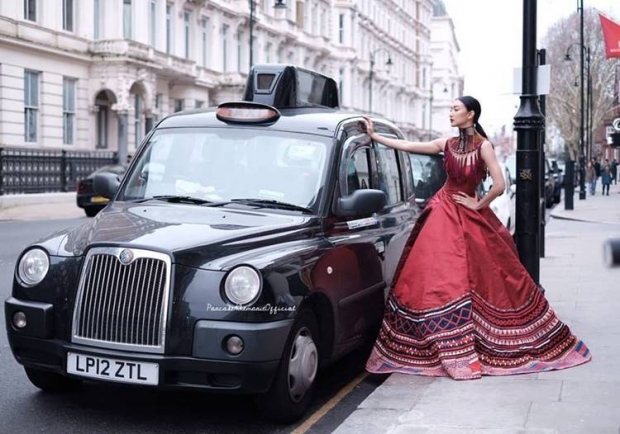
(134, 94, 142, 146)
(93, 0, 103, 39)
(96, 107, 108, 149)
(174, 99, 184, 112)
(201, 18, 208, 67)
(339, 68, 344, 104)
(24, 71, 39, 143)
(24, 0, 37, 22)
(236, 32, 242, 72)
(166, 4, 172, 54)
(149, 0, 157, 47)
(62, 0, 74, 31)
(123, 0, 132, 39)
(63, 78, 76, 145)
(184, 11, 191, 59)
(339, 14, 345, 43)
(222, 24, 229, 72)
(265, 42, 272, 63)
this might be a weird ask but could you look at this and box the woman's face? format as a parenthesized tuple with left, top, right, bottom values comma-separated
(449, 100, 474, 128)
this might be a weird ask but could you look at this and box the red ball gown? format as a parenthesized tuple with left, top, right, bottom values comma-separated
(365, 134, 591, 380)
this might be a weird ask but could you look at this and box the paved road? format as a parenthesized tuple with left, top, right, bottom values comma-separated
(0, 217, 382, 434)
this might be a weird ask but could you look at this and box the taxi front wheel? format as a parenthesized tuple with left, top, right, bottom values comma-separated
(256, 309, 320, 424)
(25, 367, 82, 393)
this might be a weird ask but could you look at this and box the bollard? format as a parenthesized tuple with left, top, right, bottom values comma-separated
(604, 238, 620, 267)
(564, 160, 575, 210)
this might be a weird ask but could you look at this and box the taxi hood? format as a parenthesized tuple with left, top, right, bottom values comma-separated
(54, 202, 317, 269)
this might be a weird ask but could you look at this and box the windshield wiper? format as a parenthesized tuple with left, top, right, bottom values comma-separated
(150, 195, 214, 205)
(223, 198, 314, 214)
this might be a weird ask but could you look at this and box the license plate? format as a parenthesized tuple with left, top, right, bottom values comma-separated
(66, 352, 159, 385)
(90, 196, 109, 204)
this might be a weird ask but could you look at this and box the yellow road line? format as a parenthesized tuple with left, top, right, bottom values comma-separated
(291, 371, 369, 434)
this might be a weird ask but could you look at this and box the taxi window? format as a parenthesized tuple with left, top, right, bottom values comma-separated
(119, 128, 331, 211)
(375, 144, 402, 205)
(346, 149, 371, 195)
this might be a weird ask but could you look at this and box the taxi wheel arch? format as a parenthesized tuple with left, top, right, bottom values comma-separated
(25, 367, 82, 393)
(256, 308, 320, 423)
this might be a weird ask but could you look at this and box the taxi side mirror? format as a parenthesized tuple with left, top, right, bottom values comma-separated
(334, 189, 387, 217)
(94, 172, 121, 199)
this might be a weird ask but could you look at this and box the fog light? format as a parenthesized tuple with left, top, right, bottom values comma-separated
(225, 335, 244, 355)
(13, 311, 27, 329)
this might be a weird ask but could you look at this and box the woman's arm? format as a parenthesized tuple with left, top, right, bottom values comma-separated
(474, 141, 506, 210)
(362, 116, 446, 154)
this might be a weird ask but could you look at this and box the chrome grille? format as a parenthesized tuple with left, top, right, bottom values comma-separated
(72, 247, 171, 354)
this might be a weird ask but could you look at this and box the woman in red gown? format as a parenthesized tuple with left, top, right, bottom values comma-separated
(364, 96, 591, 380)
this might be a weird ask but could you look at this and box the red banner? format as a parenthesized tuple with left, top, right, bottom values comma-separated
(599, 13, 620, 58)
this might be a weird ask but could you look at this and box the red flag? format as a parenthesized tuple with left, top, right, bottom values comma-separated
(599, 13, 620, 58)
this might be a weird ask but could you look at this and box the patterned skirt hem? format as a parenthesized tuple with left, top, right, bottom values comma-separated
(365, 342, 592, 380)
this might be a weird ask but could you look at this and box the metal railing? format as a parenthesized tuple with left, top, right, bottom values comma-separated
(0, 147, 117, 195)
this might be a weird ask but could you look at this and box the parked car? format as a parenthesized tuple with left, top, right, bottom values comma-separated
(5, 65, 420, 424)
(548, 158, 563, 204)
(76, 164, 127, 217)
(409, 153, 447, 208)
(477, 163, 516, 235)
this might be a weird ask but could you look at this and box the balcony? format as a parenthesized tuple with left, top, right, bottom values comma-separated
(89, 40, 197, 79)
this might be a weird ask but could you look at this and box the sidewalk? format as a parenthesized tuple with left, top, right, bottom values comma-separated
(0, 193, 83, 221)
(334, 185, 620, 433)
(550, 182, 620, 225)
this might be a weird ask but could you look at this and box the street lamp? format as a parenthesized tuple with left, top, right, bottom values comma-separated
(428, 82, 448, 141)
(368, 48, 392, 114)
(564, 42, 590, 200)
(249, 1, 287, 70)
(562, 0, 587, 200)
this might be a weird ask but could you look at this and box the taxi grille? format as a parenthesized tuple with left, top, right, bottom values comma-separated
(72, 248, 171, 354)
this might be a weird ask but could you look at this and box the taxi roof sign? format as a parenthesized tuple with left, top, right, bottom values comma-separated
(243, 64, 339, 110)
(216, 101, 281, 124)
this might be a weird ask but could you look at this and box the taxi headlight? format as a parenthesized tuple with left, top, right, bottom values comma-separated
(224, 266, 262, 306)
(17, 248, 49, 287)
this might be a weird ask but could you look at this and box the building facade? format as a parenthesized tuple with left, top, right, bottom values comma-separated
(429, 0, 462, 140)
(0, 0, 436, 162)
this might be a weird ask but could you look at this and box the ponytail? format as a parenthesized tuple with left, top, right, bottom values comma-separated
(474, 123, 488, 139)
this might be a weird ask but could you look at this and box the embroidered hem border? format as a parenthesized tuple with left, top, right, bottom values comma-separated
(365, 289, 591, 380)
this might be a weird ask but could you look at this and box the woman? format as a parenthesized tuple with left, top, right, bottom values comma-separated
(601, 163, 612, 196)
(363, 96, 591, 380)
(585, 161, 596, 196)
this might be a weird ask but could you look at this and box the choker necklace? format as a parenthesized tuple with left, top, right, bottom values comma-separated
(457, 126, 476, 151)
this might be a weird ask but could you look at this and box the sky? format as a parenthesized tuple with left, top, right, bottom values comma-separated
(441, 0, 620, 135)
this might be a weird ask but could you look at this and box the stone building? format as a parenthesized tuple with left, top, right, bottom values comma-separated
(0, 0, 441, 163)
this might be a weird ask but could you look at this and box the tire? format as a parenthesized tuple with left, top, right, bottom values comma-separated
(256, 310, 320, 424)
(84, 207, 100, 217)
(25, 367, 82, 393)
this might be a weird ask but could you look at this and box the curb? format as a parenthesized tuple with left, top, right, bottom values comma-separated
(0, 192, 76, 210)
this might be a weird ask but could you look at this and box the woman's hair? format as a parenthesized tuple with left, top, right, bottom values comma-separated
(457, 96, 488, 139)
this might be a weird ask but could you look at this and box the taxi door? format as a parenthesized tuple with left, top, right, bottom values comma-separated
(320, 120, 413, 355)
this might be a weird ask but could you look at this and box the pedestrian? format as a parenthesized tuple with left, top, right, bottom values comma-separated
(591, 158, 599, 194)
(601, 164, 612, 196)
(611, 159, 618, 185)
(585, 161, 596, 196)
(362, 96, 591, 380)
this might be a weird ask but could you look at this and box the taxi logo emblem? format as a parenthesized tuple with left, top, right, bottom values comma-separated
(119, 249, 134, 265)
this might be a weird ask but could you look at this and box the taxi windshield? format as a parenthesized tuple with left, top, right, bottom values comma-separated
(118, 128, 331, 212)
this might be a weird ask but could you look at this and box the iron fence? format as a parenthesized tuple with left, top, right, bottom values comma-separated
(0, 147, 117, 195)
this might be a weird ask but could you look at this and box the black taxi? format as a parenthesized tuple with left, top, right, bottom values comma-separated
(5, 65, 422, 423)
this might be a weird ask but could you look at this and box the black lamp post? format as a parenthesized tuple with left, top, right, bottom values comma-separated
(368, 48, 392, 114)
(514, 0, 543, 284)
(428, 82, 448, 141)
(249, 1, 287, 70)
(249, 0, 255, 69)
(564, 41, 590, 198)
